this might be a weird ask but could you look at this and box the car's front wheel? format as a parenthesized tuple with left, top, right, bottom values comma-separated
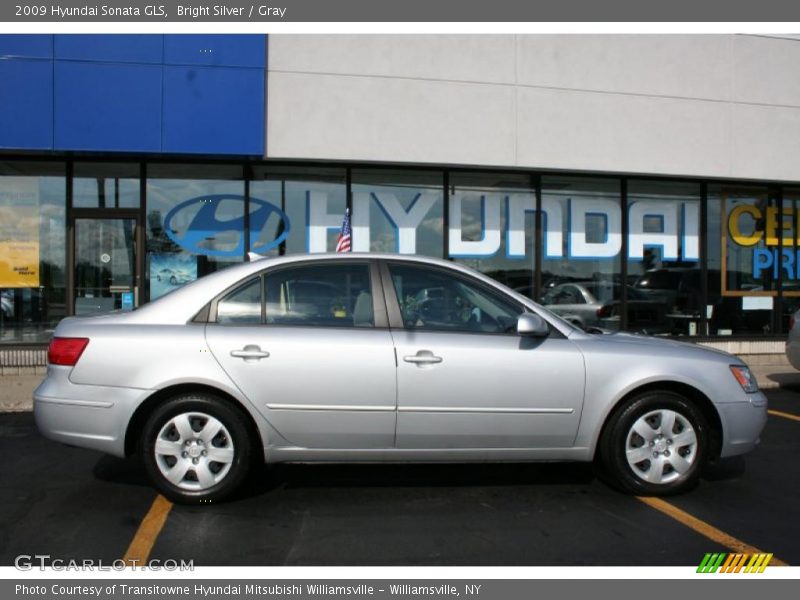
(140, 393, 253, 504)
(599, 390, 708, 495)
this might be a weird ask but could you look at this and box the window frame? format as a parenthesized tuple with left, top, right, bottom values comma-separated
(206, 259, 388, 329)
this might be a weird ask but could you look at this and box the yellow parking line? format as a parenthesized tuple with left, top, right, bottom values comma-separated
(122, 494, 173, 566)
(637, 496, 788, 566)
(768, 409, 800, 422)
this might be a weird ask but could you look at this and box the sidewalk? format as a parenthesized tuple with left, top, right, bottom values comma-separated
(0, 374, 43, 412)
(3, 361, 800, 413)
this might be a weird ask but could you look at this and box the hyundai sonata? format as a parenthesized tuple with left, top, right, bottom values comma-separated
(34, 254, 767, 503)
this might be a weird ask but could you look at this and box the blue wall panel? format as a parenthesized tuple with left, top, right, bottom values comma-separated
(0, 34, 266, 155)
(163, 66, 264, 155)
(54, 34, 163, 64)
(0, 35, 53, 59)
(54, 62, 162, 152)
(164, 35, 265, 68)
(0, 59, 53, 149)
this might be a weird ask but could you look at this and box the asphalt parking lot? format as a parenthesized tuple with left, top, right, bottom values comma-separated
(1, 390, 798, 567)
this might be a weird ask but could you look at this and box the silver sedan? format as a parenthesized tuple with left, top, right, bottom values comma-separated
(34, 254, 767, 504)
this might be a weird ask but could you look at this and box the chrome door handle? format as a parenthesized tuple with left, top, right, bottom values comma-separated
(403, 350, 443, 365)
(230, 345, 270, 361)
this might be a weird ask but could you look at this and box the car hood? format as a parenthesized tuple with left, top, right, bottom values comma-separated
(570, 330, 739, 363)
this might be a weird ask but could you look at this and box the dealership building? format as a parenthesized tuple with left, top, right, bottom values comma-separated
(2, 33, 800, 360)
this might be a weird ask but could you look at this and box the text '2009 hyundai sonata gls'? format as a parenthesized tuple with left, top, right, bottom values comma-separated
(34, 254, 767, 503)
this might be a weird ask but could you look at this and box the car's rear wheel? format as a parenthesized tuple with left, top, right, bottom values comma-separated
(140, 393, 252, 504)
(599, 390, 708, 495)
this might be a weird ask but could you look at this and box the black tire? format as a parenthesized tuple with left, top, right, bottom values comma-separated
(598, 390, 708, 496)
(169, 275, 177, 285)
(140, 393, 253, 504)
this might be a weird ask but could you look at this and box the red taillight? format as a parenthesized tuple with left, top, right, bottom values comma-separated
(48, 337, 90, 366)
(597, 305, 612, 318)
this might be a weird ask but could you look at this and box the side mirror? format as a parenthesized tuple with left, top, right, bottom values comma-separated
(517, 313, 550, 337)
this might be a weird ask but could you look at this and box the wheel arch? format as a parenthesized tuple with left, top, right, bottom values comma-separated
(124, 383, 265, 461)
(593, 380, 723, 463)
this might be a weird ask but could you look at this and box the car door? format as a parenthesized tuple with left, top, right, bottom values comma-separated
(383, 261, 585, 449)
(205, 260, 397, 449)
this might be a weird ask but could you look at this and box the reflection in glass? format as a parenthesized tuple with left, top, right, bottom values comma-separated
(264, 263, 373, 328)
(216, 277, 262, 325)
(351, 169, 443, 257)
(0, 162, 66, 343)
(388, 263, 522, 334)
(146, 164, 244, 301)
(708, 185, 777, 335)
(449, 172, 535, 295)
(782, 189, 800, 331)
(541, 176, 623, 329)
(73, 163, 139, 209)
(74, 218, 136, 315)
(626, 180, 701, 336)
(250, 166, 346, 255)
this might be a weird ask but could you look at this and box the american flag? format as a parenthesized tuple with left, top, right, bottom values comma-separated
(335, 208, 352, 253)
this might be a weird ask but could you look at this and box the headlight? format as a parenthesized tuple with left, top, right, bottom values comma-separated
(730, 365, 759, 393)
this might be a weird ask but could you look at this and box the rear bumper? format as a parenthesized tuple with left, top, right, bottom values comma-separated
(33, 366, 150, 458)
(717, 392, 769, 458)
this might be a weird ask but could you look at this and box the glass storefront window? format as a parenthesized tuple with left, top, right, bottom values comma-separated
(0, 161, 66, 343)
(250, 166, 347, 255)
(146, 164, 245, 301)
(351, 169, 443, 258)
(626, 180, 701, 336)
(448, 172, 536, 294)
(73, 163, 140, 209)
(9, 157, 800, 344)
(541, 176, 622, 331)
(778, 188, 800, 332)
(708, 185, 777, 336)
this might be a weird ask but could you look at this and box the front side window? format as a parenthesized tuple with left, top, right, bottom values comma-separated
(264, 263, 373, 328)
(388, 263, 522, 334)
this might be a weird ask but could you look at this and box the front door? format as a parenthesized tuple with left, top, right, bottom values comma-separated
(205, 261, 397, 449)
(384, 261, 586, 449)
(73, 217, 139, 315)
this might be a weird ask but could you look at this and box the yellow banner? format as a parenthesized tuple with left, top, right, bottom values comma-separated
(0, 178, 40, 288)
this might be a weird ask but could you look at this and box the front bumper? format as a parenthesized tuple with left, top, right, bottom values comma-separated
(33, 366, 150, 458)
(717, 391, 768, 458)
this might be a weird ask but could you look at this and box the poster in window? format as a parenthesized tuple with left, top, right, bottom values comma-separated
(150, 253, 197, 300)
(0, 177, 40, 288)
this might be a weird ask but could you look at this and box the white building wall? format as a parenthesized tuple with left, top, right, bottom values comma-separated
(266, 34, 800, 182)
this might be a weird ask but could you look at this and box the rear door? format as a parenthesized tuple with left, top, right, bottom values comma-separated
(206, 260, 397, 449)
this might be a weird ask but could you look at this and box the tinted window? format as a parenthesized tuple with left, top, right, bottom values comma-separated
(388, 264, 522, 334)
(216, 278, 262, 325)
(264, 264, 373, 328)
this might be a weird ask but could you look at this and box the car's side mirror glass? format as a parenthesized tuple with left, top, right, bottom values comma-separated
(517, 313, 550, 337)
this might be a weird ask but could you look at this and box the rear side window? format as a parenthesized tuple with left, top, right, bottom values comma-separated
(264, 264, 374, 328)
(216, 278, 262, 325)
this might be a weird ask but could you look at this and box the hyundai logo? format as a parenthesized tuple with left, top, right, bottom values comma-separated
(163, 195, 290, 257)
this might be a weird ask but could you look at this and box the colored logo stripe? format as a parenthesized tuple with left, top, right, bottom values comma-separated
(698, 553, 774, 573)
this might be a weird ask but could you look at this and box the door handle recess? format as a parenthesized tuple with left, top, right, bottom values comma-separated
(230, 345, 270, 361)
(403, 350, 443, 365)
